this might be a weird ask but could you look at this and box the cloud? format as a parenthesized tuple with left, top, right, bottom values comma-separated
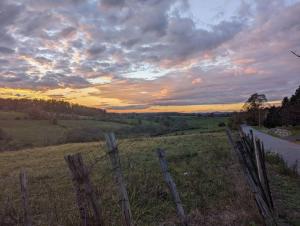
(0, 71, 90, 89)
(87, 45, 107, 56)
(0, 1, 22, 27)
(1, 0, 300, 111)
(0, 47, 15, 54)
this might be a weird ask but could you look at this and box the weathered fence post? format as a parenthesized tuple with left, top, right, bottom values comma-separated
(65, 153, 105, 226)
(253, 137, 265, 187)
(20, 169, 32, 226)
(156, 148, 188, 226)
(104, 133, 133, 226)
(226, 129, 277, 225)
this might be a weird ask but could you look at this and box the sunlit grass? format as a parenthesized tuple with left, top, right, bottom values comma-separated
(0, 132, 261, 225)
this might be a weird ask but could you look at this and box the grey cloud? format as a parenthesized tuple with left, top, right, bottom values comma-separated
(20, 12, 57, 37)
(101, 0, 125, 8)
(0, 1, 22, 27)
(37, 73, 90, 88)
(87, 45, 107, 56)
(0, 71, 90, 89)
(1, 0, 299, 110)
(0, 47, 15, 54)
(59, 27, 77, 38)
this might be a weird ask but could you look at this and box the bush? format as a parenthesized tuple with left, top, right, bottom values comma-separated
(263, 106, 282, 128)
(50, 117, 58, 125)
(228, 113, 244, 130)
(218, 122, 226, 127)
(266, 153, 298, 177)
(0, 128, 9, 141)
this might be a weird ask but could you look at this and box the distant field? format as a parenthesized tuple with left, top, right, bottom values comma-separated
(0, 110, 228, 150)
(0, 111, 26, 120)
(0, 132, 261, 226)
(0, 116, 131, 149)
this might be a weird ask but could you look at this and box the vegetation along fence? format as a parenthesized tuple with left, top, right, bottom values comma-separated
(0, 133, 189, 226)
(226, 128, 278, 226)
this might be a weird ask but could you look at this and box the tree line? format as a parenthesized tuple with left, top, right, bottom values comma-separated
(0, 98, 106, 119)
(230, 85, 300, 128)
(264, 86, 300, 127)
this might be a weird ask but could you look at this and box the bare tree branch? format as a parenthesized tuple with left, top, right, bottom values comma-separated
(291, 50, 300, 57)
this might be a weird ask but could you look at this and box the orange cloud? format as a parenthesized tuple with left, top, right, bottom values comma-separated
(243, 67, 258, 75)
(192, 78, 202, 84)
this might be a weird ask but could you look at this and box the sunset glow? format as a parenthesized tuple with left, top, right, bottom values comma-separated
(1, 0, 300, 112)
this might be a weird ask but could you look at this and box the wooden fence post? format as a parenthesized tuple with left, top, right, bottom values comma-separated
(156, 148, 188, 226)
(253, 137, 265, 187)
(104, 133, 133, 226)
(227, 129, 277, 225)
(20, 169, 32, 226)
(257, 139, 274, 210)
(65, 153, 105, 226)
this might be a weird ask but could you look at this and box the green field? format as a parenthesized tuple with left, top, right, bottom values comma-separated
(0, 132, 262, 226)
(0, 111, 229, 150)
(1, 110, 298, 225)
(0, 118, 130, 147)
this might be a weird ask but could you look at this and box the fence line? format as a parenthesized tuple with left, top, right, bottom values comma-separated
(1, 129, 276, 225)
(226, 128, 277, 226)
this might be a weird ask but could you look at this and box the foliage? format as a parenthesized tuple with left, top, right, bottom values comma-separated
(242, 93, 267, 126)
(0, 98, 106, 118)
(228, 112, 245, 130)
(218, 122, 226, 127)
(263, 85, 300, 127)
(243, 93, 267, 112)
(266, 152, 298, 177)
(263, 106, 282, 128)
(0, 128, 9, 141)
(266, 153, 300, 225)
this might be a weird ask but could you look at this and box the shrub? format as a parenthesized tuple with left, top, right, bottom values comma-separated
(0, 128, 9, 141)
(50, 117, 58, 125)
(228, 112, 244, 130)
(218, 122, 226, 127)
(266, 152, 298, 177)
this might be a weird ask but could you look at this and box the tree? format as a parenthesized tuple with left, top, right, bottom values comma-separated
(290, 86, 300, 105)
(243, 93, 268, 126)
(282, 97, 289, 107)
(264, 106, 282, 128)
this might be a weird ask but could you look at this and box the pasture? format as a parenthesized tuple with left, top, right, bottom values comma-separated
(0, 132, 261, 226)
(0, 111, 228, 150)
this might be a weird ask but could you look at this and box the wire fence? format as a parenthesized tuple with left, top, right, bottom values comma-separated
(0, 133, 189, 226)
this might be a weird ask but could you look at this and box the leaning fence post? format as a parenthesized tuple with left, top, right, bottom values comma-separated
(65, 153, 105, 226)
(156, 148, 188, 226)
(20, 169, 32, 226)
(253, 137, 265, 187)
(104, 133, 133, 226)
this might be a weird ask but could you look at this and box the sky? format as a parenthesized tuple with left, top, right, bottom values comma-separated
(0, 0, 300, 112)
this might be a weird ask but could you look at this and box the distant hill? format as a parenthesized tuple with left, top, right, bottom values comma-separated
(0, 98, 106, 119)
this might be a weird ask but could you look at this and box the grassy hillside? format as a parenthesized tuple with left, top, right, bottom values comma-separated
(0, 132, 261, 226)
(0, 111, 228, 150)
(0, 117, 131, 147)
